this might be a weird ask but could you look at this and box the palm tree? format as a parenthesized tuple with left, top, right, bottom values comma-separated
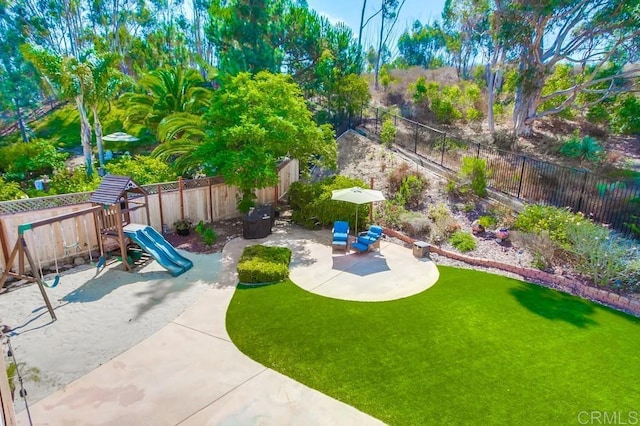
(153, 112, 208, 175)
(22, 45, 95, 176)
(122, 67, 212, 137)
(85, 52, 126, 172)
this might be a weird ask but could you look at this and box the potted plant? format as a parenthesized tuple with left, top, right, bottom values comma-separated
(174, 218, 192, 236)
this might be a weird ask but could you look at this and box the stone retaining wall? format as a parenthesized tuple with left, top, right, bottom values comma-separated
(383, 227, 640, 317)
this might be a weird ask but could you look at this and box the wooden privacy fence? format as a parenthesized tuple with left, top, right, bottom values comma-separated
(0, 159, 299, 273)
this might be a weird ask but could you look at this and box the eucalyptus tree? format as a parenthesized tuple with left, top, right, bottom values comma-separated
(85, 0, 154, 74)
(397, 20, 446, 68)
(207, 0, 287, 74)
(374, 0, 404, 89)
(0, 3, 42, 142)
(497, 0, 640, 137)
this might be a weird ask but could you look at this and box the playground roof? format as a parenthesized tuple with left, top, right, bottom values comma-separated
(89, 175, 148, 205)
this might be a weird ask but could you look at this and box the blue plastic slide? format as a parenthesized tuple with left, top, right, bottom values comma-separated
(123, 224, 193, 276)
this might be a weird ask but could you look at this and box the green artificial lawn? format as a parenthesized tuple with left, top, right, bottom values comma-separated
(227, 266, 640, 425)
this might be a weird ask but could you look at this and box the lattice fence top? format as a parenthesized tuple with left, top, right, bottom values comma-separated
(0, 177, 219, 215)
(0, 192, 93, 215)
(0, 159, 293, 215)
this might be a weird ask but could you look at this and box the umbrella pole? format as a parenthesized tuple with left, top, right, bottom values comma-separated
(355, 205, 358, 236)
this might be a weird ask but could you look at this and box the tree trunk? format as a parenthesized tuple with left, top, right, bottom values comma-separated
(373, 8, 385, 90)
(513, 51, 545, 137)
(76, 96, 93, 177)
(92, 106, 105, 171)
(358, 0, 367, 52)
(486, 63, 496, 135)
(14, 99, 29, 143)
(486, 48, 505, 135)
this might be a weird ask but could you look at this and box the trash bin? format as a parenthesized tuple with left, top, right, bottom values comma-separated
(242, 204, 273, 239)
(413, 241, 430, 258)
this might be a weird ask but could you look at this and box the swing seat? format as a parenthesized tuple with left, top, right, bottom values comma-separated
(43, 275, 60, 288)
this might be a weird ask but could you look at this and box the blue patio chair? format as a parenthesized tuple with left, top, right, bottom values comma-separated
(332, 221, 350, 252)
(351, 225, 383, 253)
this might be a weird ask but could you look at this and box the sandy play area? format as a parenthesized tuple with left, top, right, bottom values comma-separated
(0, 250, 221, 411)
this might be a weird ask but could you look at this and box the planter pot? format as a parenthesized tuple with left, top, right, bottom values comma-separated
(176, 228, 190, 236)
(495, 228, 509, 242)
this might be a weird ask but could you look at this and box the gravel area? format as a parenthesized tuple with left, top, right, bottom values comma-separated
(337, 130, 536, 279)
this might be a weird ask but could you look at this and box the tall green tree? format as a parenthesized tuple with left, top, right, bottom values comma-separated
(85, 52, 126, 170)
(497, 0, 640, 136)
(196, 72, 336, 209)
(441, 0, 486, 79)
(0, 3, 42, 142)
(22, 45, 96, 176)
(374, 0, 402, 90)
(397, 20, 445, 68)
(207, 0, 286, 74)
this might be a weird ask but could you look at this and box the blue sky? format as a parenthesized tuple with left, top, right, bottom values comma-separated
(306, 0, 446, 52)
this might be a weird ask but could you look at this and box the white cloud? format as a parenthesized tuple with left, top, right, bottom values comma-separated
(316, 10, 349, 27)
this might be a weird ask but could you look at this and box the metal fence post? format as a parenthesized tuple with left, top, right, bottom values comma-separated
(516, 156, 526, 199)
(440, 133, 446, 166)
(476, 143, 481, 159)
(576, 170, 589, 212)
(414, 122, 418, 154)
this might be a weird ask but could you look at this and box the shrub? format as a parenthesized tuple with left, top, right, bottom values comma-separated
(288, 175, 369, 230)
(428, 202, 459, 243)
(492, 129, 516, 151)
(459, 157, 490, 197)
(559, 133, 602, 163)
(380, 118, 396, 147)
(431, 96, 462, 124)
(610, 94, 640, 135)
(237, 245, 291, 284)
(466, 107, 482, 122)
(0, 139, 67, 177)
(513, 204, 588, 247)
(195, 220, 218, 246)
(377, 200, 409, 230)
(477, 215, 497, 229)
(565, 223, 639, 289)
(513, 231, 559, 271)
(396, 175, 428, 208)
(0, 176, 27, 201)
(488, 203, 516, 228)
(105, 154, 177, 184)
(387, 163, 429, 208)
(47, 167, 102, 194)
(401, 214, 431, 238)
(448, 231, 477, 252)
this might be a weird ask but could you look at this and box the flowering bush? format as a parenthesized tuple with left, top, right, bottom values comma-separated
(514, 204, 588, 247)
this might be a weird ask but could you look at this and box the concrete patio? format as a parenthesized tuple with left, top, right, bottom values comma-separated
(17, 226, 439, 425)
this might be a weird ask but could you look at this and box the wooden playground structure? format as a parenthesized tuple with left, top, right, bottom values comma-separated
(0, 175, 150, 321)
(0, 205, 103, 321)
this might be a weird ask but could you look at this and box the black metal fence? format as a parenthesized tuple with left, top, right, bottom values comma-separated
(360, 107, 640, 236)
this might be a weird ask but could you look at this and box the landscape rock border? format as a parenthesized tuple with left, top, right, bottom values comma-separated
(384, 227, 640, 318)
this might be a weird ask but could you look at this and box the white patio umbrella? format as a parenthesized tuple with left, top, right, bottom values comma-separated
(331, 187, 386, 235)
(102, 132, 140, 142)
